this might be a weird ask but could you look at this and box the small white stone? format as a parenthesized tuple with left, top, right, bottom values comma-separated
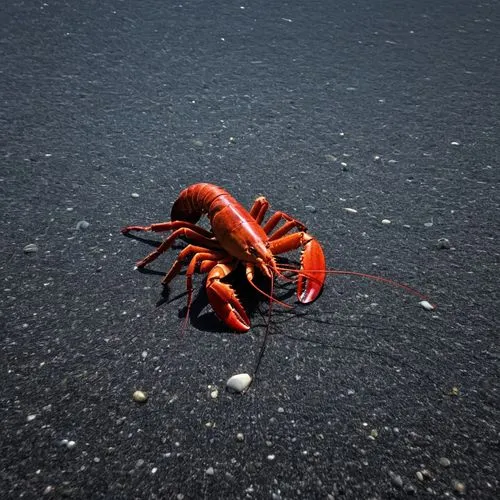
(23, 243, 38, 254)
(344, 208, 358, 214)
(66, 440, 76, 449)
(381, 219, 391, 225)
(205, 466, 214, 476)
(133, 390, 148, 403)
(26, 414, 37, 422)
(131, 192, 140, 198)
(210, 389, 219, 399)
(76, 220, 90, 230)
(226, 373, 252, 393)
(437, 238, 451, 249)
(267, 454, 276, 461)
(236, 432, 244, 442)
(419, 300, 435, 311)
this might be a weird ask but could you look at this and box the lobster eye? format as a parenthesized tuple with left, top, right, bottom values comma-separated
(248, 246, 258, 257)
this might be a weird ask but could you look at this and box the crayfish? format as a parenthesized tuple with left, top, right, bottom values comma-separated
(121, 183, 326, 332)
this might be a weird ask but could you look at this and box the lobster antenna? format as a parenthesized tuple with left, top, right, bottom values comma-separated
(247, 276, 292, 309)
(275, 265, 434, 306)
(253, 272, 275, 379)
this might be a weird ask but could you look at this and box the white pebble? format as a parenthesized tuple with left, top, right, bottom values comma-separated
(381, 219, 391, 225)
(23, 243, 38, 254)
(131, 192, 140, 198)
(210, 389, 219, 399)
(419, 300, 435, 311)
(205, 466, 214, 476)
(76, 220, 90, 230)
(133, 390, 148, 403)
(226, 373, 252, 393)
(26, 414, 37, 422)
(236, 432, 244, 442)
(66, 440, 76, 449)
(437, 238, 451, 249)
(267, 454, 276, 461)
(344, 208, 358, 214)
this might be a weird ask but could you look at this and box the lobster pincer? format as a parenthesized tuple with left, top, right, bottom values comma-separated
(206, 262, 251, 332)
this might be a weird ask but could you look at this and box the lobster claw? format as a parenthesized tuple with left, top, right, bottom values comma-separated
(297, 236, 326, 303)
(206, 263, 250, 333)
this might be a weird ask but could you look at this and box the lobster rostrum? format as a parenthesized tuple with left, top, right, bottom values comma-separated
(121, 183, 326, 332)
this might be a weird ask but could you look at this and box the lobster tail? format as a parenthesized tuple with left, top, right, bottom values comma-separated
(171, 196, 202, 223)
(170, 183, 228, 223)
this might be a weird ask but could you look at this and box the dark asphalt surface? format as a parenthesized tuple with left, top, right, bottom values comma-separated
(1, 0, 499, 498)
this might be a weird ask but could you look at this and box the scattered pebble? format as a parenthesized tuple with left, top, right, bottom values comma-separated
(267, 454, 276, 461)
(452, 480, 466, 495)
(437, 238, 451, 249)
(450, 386, 460, 396)
(424, 220, 433, 228)
(66, 440, 76, 449)
(226, 373, 252, 393)
(131, 192, 140, 198)
(416, 471, 424, 482)
(344, 208, 358, 214)
(305, 205, 317, 213)
(132, 390, 148, 403)
(26, 414, 37, 422)
(389, 471, 403, 488)
(210, 389, 219, 399)
(439, 457, 451, 467)
(236, 432, 244, 442)
(450, 141, 460, 146)
(23, 243, 38, 254)
(421, 469, 432, 479)
(205, 466, 214, 476)
(419, 300, 435, 311)
(381, 219, 391, 225)
(76, 220, 90, 230)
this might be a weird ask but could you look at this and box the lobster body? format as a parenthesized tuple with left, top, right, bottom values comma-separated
(172, 183, 270, 264)
(122, 183, 326, 332)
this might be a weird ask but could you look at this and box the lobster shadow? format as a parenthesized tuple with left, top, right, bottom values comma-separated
(157, 261, 300, 334)
(123, 231, 307, 333)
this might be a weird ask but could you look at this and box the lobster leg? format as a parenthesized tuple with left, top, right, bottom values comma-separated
(121, 220, 214, 238)
(249, 196, 269, 224)
(129, 228, 220, 269)
(248, 197, 310, 240)
(206, 262, 251, 332)
(269, 232, 326, 303)
(160, 245, 224, 285)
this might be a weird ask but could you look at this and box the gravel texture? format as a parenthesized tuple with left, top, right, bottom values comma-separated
(1, 0, 498, 498)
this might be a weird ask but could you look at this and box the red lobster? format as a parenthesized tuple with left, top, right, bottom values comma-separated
(121, 183, 326, 332)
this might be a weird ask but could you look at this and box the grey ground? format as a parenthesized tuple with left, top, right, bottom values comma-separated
(1, 0, 498, 498)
